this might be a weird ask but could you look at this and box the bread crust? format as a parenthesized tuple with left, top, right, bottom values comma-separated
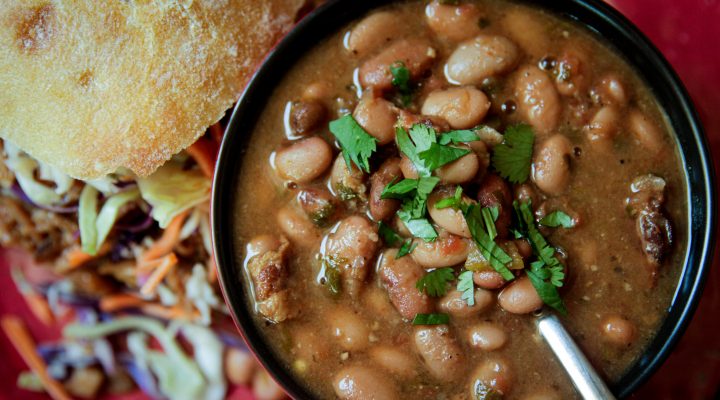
(0, 0, 304, 179)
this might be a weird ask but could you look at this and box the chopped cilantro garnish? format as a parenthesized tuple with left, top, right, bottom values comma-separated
(438, 129, 481, 145)
(457, 270, 475, 306)
(380, 178, 419, 199)
(399, 217, 437, 241)
(408, 124, 436, 153)
(539, 211, 576, 228)
(396, 127, 432, 177)
(390, 61, 412, 106)
(418, 143, 471, 171)
(435, 186, 463, 210)
(397, 239, 417, 258)
(320, 258, 342, 297)
(491, 124, 535, 184)
(378, 221, 402, 246)
(329, 114, 377, 173)
(513, 201, 567, 314)
(416, 267, 455, 297)
(382, 175, 440, 242)
(464, 204, 515, 281)
(412, 313, 450, 325)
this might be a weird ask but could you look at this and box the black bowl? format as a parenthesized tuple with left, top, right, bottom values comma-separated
(212, 0, 716, 398)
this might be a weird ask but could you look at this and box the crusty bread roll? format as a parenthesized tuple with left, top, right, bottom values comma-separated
(0, 0, 305, 179)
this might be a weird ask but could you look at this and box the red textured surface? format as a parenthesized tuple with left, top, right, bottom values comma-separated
(0, 0, 718, 399)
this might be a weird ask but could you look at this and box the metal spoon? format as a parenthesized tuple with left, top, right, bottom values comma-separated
(536, 312, 617, 400)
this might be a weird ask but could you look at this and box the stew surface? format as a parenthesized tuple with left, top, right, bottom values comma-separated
(232, 1, 687, 398)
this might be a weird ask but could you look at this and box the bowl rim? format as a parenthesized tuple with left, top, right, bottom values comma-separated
(211, 0, 717, 398)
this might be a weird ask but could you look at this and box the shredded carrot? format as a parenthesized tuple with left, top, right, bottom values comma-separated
(187, 138, 218, 179)
(99, 294, 144, 313)
(209, 123, 224, 143)
(208, 258, 218, 284)
(140, 304, 195, 320)
(139, 253, 178, 297)
(64, 242, 111, 270)
(139, 212, 188, 267)
(1, 316, 72, 400)
(22, 293, 54, 326)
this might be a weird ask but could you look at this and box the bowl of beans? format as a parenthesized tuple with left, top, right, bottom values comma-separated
(212, 0, 716, 398)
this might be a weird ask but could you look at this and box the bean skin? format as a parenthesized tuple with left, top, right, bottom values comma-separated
(274, 137, 333, 183)
(473, 270, 507, 290)
(297, 187, 337, 227)
(414, 325, 465, 382)
(276, 206, 321, 248)
(427, 188, 471, 238)
(369, 346, 418, 378)
(584, 106, 620, 150)
(467, 322, 508, 351)
(437, 289, 493, 318)
(421, 87, 491, 129)
(359, 38, 437, 90)
(628, 110, 664, 155)
(469, 358, 513, 397)
(532, 134, 572, 196)
(369, 158, 402, 221)
(446, 35, 520, 85)
(514, 65, 561, 135)
(498, 276, 543, 314)
(477, 174, 512, 238)
(330, 155, 368, 201)
(290, 100, 326, 135)
(327, 306, 370, 351)
(353, 94, 399, 145)
(601, 314, 637, 347)
(379, 249, 434, 319)
(346, 11, 406, 58)
(333, 365, 399, 400)
(593, 74, 628, 106)
(554, 50, 589, 97)
(411, 231, 471, 268)
(435, 147, 481, 184)
(425, 0, 483, 42)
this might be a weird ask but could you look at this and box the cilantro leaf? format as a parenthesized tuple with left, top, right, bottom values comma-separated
(513, 201, 568, 314)
(396, 127, 431, 177)
(329, 115, 377, 173)
(399, 217, 437, 241)
(397, 239, 417, 258)
(435, 186, 463, 210)
(416, 267, 455, 297)
(390, 61, 412, 106)
(481, 206, 499, 240)
(491, 124, 535, 183)
(418, 143, 471, 171)
(408, 124, 436, 153)
(457, 270, 475, 306)
(464, 204, 515, 281)
(438, 129, 481, 145)
(381, 178, 419, 199)
(412, 313, 450, 325)
(378, 221, 402, 247)
(539, 211, 576, 228)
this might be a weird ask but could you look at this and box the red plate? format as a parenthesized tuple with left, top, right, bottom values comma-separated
(2, 0, 719, 398)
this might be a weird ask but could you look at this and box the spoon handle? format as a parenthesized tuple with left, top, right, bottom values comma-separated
(537, 313, 617, 400)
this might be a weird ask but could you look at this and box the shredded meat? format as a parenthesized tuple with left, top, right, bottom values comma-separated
(626, 174, 673, 277)
(247, 236, 296, 322)
(0, 197, 78, 262)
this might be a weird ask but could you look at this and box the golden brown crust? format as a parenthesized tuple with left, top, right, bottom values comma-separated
(0, 0, 305, 179)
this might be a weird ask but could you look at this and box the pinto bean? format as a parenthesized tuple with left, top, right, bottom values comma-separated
(369, 346, 418, 378)
(421, 87, 491, 129)
(436, 147, 481, 184)
(369, 158, 402, 222)
(500, 8, 549, 57)
(601, 314, 637, 347)
(477, 174, 512, 238)
(330, 155, 368, 201)
(446, 35, 520, 85)
(333, 366, 399, 400)
(513, 183, 538, 206)
(628, 110, 664, 154)
(411, 231, 470, 268)
(428, 189, 471, 238)
(274, 137, 333, 183)
(584, 106, 620, 150)
(399, 154, 419, 179)
(302, 81, 332, 102)
(290, 100, 326, 135)
(473, 270, 507, 290)
(554, 50, 589, 97)
(514, 65, 561, 135)
(326, 216, 380, 297)
(396, 109, 451, 132)
(438, 289, 493, 318)
(498, 276, 543, 314)
(594, 74, 628, 106)
(425, 0, 483, 42)
(359, 38, 436, 90)
(353, 94, 399, 145)
(469, 358, 513, 398)
(379, 249, 434, 319)
(298, 188, 337, 227)
(414, 325, 465, 382)
(467, 322, 508, 351)
(346, 11, 406, 58)
(328, 306, 371, 351)
(277, 206, 321, 248)
(532, 134, 572, 196)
